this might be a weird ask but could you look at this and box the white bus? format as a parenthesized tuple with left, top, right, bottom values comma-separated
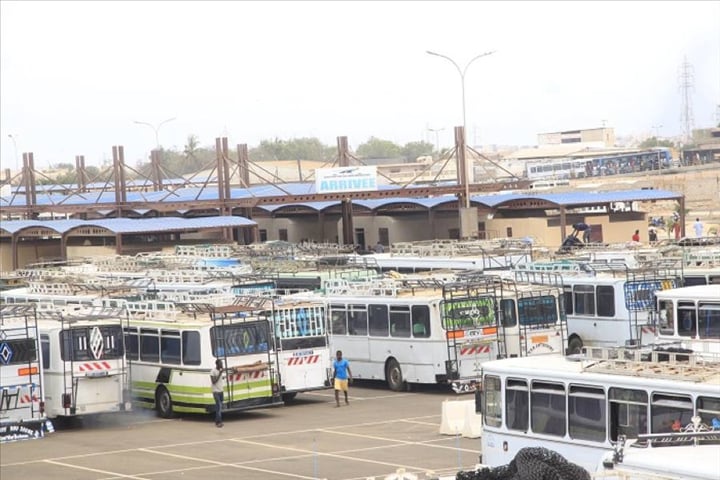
(478, 346, 720, 473)
(518, 264, 679, 352)
(651, 285, 720, 354)
(0, 304, 50, 442)
(595, 424, 720, 480)
(308, 274, 565, 393)
(265, 297, 332, 401)
(37, 308, 130, 419)
(121, 301, 283, 417)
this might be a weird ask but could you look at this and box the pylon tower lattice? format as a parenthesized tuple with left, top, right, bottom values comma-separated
(678, 56, 695, 143)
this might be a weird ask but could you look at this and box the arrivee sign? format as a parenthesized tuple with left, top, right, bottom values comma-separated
(315, 166, 378, 193)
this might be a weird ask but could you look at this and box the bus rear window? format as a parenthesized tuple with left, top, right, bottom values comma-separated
(1, 338, 37, 364)
(61, 325, 124, 361)
(211, 322, 269, 357)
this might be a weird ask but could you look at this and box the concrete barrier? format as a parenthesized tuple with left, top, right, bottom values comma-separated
(439, 398, 472, 435)
(461, 401, 483, 438)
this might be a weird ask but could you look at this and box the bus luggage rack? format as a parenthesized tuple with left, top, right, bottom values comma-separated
(0, 303, 37, 319)
(581, 345, 720, 382)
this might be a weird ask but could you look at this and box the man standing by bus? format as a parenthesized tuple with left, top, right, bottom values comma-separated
(332, 350, 352, 407)
(210, 359, 225, 427)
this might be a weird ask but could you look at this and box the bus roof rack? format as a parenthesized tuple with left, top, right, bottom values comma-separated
(580, 345, 720, 382)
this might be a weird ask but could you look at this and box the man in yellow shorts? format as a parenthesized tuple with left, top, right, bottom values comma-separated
(332, 350, 352, 407)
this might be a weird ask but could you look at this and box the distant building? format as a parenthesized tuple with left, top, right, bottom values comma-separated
(538, 127, 615, 148)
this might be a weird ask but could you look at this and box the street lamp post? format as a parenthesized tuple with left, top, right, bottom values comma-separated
(427, 49, 495, 211)
(426, 50, 496, 142)
(7, 134, 19, 171)
(133, 117, 177, 149)
(427, 126, 445, 158)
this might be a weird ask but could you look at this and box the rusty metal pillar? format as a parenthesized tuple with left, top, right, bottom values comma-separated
(221, 137, 231, 204)
(341, 199, 354, 247)
(336, 136, 354, 245)
(28, 153, 37, 219)
(112, 146, 122, 217)
(150, 150, 163, 192)
(337, 136, 350, 167)
(60, 233, 67, 261)
(454, 127, 476, 239)
(12, 233, 19, 270)
(115, 233, 123, 255)
(76, 155, 87, 193)
(237, 144, 250, 187)
(679, 196, 686, 238)
(118, 146, 127, 204)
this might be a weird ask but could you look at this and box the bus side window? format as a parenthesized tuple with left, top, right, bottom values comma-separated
(368, 304, 389, 337)
(568, 385, 605, 442)
(658, 301, 674, 335)
(330, 307, 347, 335)
(678, 305, 696, 337)
(411, 305, 430, 338)
(182, 331, 201, 365)
(389, 306, 410, 338)
(483, 375, 502, 427)
(609, 388, 648, 441)
(348, 306, 368, 336)
(574, 285, 595, 315)
(41, 334, 50, 370)
(651, 393, 693, 433)
(696, 396, 720, 429)
(160, 330, 181, 365)
(698, 303, 720, 339)
(124, 329, 139, 361)
(505, 379, 528, 431)
(530, 381, 566, 437)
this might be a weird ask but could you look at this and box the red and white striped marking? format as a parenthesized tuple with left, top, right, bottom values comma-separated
(230, 370, 266, 381)
(20, 394, 39, 404)
(641, 326, 657, 335)
(459, 344, 491, 356)
(287, 355, 320, 366)
(78, 361, 112, 372)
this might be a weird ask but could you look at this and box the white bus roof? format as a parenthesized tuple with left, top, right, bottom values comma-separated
(655, 284, 720, 299)
(596, 444, 720, 480)
(481, 353, 720, 388)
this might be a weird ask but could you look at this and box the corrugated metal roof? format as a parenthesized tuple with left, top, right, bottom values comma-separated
(470, 189, 681, 208)
(0, 216, 255, 235)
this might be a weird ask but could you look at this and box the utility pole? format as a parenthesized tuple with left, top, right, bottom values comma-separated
(427, 126, 444, 158)
(678, 57, 695, 143)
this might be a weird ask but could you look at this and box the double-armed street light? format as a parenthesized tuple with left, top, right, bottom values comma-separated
(426, 50, 496, 142)
(427, 49, 495, 207)
(133, 117, 177, 149)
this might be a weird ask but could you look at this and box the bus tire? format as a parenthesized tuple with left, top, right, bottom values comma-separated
(568, 336, 583, 355)
(385, 359, 405, 392)
(156, 386, 174, 419)
(281, 392, 297, 403)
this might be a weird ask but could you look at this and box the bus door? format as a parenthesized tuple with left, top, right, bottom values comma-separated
(273, 304, 330, 394)
(59, 324, 127, 416)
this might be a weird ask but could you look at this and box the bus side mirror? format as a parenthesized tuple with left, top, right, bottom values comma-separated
(475, 388, 483, 414)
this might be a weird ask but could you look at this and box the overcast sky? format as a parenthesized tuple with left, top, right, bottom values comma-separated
(1, 1, 718, 168)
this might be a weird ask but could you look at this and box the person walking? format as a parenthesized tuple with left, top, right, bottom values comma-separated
(210, 359, 225, 427)
(694, 218, 704, 238)
(632, 230, 640, 242)
(332, 350, 352, 407)
(374, 241, 385, 253)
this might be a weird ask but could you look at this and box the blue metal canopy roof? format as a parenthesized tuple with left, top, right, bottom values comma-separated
(0, 216, 256, 235)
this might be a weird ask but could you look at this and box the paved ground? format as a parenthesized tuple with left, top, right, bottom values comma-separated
(1, 381, 480, 480)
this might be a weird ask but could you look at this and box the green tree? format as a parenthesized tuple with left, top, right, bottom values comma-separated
(401, 141, 434, 161)
(249, 137, 334, 162)
(638, 137, 676, 149)
(356, 137, 402, 159)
